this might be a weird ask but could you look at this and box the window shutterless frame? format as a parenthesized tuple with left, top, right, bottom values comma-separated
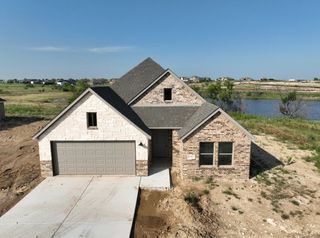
(87, 112, 97, 128)
(199, 142, 214, 166)
(164, 88, 172, 101)
(218, 142, 233, 166)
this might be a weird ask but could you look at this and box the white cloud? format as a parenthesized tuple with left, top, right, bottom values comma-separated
(88, 46, 133, 53)
(27, 46, 68, 52)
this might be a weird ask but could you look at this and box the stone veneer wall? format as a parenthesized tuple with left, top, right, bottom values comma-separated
(40, 161, 53, 177)
(136, 160, 148, 176)
(181, 112, 251, 179)
(172, 130, 183, 174)
(132, 74, 203, 106)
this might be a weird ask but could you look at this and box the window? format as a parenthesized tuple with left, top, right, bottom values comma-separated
(199, 142, 214, 166)
(87, 112, 97, 128)
(218, 142, 233, 166)
(164, 88, 172, 101)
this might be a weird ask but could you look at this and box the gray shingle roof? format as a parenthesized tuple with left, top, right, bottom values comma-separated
(178, 102, 219, 139)
(133, 106, 200, 128)
(91, 87, 151, 136)
(111, 57, 165, 103)
(0, 98, 5, 102)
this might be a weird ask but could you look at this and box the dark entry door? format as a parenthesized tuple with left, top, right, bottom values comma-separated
(152, 130, 172, 161)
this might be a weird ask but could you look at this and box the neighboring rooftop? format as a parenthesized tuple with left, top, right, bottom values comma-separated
(91, 87, 151, 136)
(111, 57, 165, 103)
(0, 98, 6, 102)
(133, 106, 200, 128)
(178, 102, 219, 139)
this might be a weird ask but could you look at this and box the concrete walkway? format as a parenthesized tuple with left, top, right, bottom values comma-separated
(0, 176, 140, 238)
(140, 166, 171, 190)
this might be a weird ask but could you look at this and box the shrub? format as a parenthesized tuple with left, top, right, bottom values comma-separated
(184, 192, 202, 212)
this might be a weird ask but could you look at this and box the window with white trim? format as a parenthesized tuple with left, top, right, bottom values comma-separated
(199, 142, 214, 166)
(218, 142, 233, 166)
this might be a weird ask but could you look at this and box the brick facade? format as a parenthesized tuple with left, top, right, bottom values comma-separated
(132, 74, 203, 106)
(181, 112, 251, 179)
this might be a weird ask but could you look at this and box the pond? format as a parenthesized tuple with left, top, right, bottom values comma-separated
(242, 99, 320, 120)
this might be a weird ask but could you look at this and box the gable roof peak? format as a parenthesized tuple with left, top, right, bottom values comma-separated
(111, 57, 165, 103)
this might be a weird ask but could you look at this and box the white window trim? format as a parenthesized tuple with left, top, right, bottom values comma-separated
(199, 142, 214, 167)
(218, 142, 234, 167)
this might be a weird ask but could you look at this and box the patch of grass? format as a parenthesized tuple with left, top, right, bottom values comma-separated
(231, 206, 238, 211)
(191, 176, 202, 182)
(231, 113, 320, 171)
(202, 189, 210, 195)
(281, 213, 290, 220)
(204, 176, 217, 189)
(184, 192, 202, 212)
(290, 210, 303, 218)
(290, 200, 300, 206)
(5, 104, 65, 119)
(260, 191, 269, 199)
(223, 187, 240, 199)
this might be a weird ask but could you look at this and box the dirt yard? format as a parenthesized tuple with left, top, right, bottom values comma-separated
(134, 135, 320, 238)
(0, 118, 47, 216)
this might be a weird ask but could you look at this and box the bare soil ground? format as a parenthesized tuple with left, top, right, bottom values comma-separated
(0, 118, 46, 216)
(134, 135, 320, 238)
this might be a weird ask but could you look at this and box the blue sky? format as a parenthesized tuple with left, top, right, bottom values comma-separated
(0, 0, 320, 79)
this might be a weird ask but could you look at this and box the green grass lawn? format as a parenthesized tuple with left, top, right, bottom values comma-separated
(231, 113, 320, 170)
(0, 83, 72, 119)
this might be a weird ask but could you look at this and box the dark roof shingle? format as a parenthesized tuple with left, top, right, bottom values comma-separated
(91, 87, 151, 136)
(111, 57, 165, 103)
(0, 98, 6, 102)
(133, 106, 200, 128)
(178, 103, 219, 139)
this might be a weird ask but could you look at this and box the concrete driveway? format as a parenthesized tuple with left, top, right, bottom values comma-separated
(0, 176, 140, 238)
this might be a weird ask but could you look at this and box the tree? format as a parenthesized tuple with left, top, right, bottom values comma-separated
(68, 80, 90, 103)
(207, 80, 242, 112)
(279, 91, 305, 118)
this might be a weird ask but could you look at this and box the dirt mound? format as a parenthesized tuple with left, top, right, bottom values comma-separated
(133, 183, 219, 237)
(0, 119, 46, 216)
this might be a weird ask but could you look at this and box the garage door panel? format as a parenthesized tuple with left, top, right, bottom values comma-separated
(52, 141, 135, 175)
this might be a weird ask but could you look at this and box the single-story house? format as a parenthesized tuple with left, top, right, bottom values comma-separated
(0, 98, 5, 121)
(34, 58, 254, 179)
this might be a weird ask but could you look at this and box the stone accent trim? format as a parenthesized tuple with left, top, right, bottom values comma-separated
(136, 160, 148, 176)
(172, 129, 183, 169)
(40, 160, 53, 177)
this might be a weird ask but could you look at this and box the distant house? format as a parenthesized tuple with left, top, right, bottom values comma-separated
(56, 80, 66, 86)
(217, 77, 234, 81)
(0, 98, 5, 120)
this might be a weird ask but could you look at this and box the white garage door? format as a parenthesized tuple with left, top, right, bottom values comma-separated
(51, 141, 136, 175)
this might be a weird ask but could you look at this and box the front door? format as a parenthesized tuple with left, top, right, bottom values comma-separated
(151, 130, 172, 166)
